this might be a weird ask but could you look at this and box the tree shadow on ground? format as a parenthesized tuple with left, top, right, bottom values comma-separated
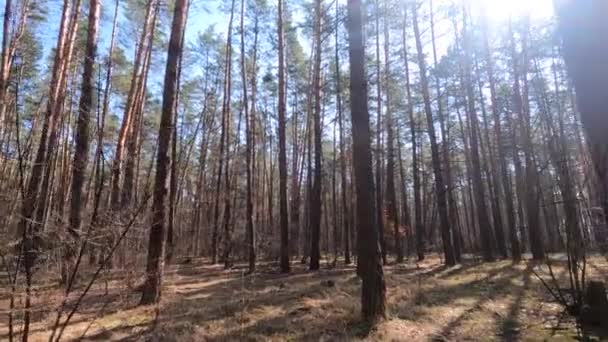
(497, 263, 533, 341)
(429, 263, 533, 341)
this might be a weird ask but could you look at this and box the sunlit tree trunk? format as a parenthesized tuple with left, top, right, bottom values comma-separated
(111, 0, 155, 210)
(65, 0, 100, 282)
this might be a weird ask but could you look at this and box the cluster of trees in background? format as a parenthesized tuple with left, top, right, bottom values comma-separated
(1, 0, 608, 331)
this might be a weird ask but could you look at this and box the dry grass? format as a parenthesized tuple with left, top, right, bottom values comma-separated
(1, 254, 607, 341)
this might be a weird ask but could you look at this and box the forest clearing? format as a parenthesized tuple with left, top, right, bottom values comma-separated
(2, 254, 607, 341)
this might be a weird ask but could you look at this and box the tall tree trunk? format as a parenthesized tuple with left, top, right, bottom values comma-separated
(346, 0, 386, 321)
(89, 0, 119, 265)
(167, 0, 189, 263)
(430, 0, 460, 261)
(241, 0, 255, 273)
(383, 5, 401, 263)
(556, 0, 608, 246)
(309, 0, 322, 271)
(19, 5, 75, 330)
(482, 17, 520, 261)
(211, 0, 236, 264)
(111, 0, 155, 210)
(510, 17, 544, 260)
(402, 6, 423, 261)
(412, 4, 455, 266)
(277, 0, 290, 273)
(123, 5, 158, 208)
(140, 0, 188, 305)
(221, 0, 236, 269)
(374, 0, 386, 265)
(462, 7, 494, 262)
(335, 1, 351, 265)
(65, 0, 100, 282)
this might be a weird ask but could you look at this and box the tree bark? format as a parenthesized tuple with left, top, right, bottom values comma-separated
(510, 17, 544, 260)
(66, 0, 100, 282)
(482, 17, 520, 261)
(140, 0, 188, 305)
(309, 0, 322, 271)
(382, 6, 401, 263)
(557, 0, 608, 244)
(346, 0, 386, 321)
(374, 0, 386, 265)
(462, 7, 494, 262)
(335, 2, 350, 265)
(278, 0, 290, 273)
(413, 4, 455, 266)
(402, 6, 423, 261)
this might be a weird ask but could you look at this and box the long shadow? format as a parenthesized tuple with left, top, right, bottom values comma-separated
(437, 261, 485, 279)
(412, 263, 520, 308)
(430, 264, 531, 341)
(497, 263, 534, 341)
(153, 265, 360, 336)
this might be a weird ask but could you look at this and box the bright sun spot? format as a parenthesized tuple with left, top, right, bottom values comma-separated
(470, 0, 555, 21)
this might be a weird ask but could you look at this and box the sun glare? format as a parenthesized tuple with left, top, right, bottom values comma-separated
(471, 0, 554, 21)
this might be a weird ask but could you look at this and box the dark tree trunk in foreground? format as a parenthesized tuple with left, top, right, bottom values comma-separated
(140, 0, 188, 305)
(413, 4, 455, 266)
(66, 0, 100, 282)
(347, 0, 386, 322)
(278, 0, 290, 273)
(557, 0, 608, 246)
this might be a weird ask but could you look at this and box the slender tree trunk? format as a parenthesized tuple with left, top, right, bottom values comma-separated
(482, 17, 520, 261)
(65, 0, 100, 282)
(309, 0, 322, 271)
(278, 0, 290, 272)
(374, 0, 386, 265)
(402, 6, 423, 261)
(382, 6, 400, 263)
(221, 0, 236, 269)
(413, 4, 455, 266)
(510, 18, 544, 260)
(430, 0, 460, 262)
(111, 0, 155, 210)
(462, 7, 494, 262)
(140, 0, 188, 305)
(241, 0, 255, 273)
(335, 2, 350, 265)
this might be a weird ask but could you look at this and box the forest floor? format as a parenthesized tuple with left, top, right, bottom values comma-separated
(2, 254, 608, 341)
